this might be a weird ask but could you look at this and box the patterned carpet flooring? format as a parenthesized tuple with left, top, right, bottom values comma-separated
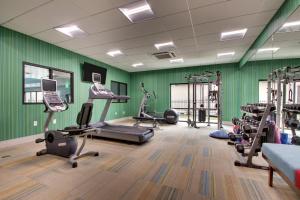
(0, 121, 299, 200)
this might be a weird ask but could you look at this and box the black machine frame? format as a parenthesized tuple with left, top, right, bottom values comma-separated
(184, 71, 223, 129)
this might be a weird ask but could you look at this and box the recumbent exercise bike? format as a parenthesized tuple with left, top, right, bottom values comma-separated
(35, 79, 98, 168)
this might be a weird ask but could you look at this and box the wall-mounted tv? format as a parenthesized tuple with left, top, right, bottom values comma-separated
(82, 62, 107, 84)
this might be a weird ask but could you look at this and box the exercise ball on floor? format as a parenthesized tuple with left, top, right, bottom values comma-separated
(209, 130, 229, 139)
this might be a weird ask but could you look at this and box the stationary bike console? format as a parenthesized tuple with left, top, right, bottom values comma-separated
(43, 92, 68, 112)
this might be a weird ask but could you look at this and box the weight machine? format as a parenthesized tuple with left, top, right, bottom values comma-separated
(282, 104, 300, 145)
(185, 71, 222, 129)
(267, 66, 300, 131)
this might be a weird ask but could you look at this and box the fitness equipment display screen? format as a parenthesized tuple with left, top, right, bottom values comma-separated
(92, 73, 101, 83)
(82, 62, 107, 84)
(42, 79, 57, 92)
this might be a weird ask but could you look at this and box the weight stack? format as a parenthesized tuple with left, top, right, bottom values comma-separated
(198, 109, 206, 122)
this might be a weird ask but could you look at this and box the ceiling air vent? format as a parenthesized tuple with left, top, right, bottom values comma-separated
(153, 52, 176, 59)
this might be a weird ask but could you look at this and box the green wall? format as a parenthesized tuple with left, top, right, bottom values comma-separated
(0, 26, 130, 141)
(129, 59, 300, 121)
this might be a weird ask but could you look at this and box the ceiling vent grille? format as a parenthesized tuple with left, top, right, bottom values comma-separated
(153, 52, 176, 59)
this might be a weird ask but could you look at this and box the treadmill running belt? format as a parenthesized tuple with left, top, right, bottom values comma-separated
(101, 124, 152, 135)
(90, 122, 154, 143)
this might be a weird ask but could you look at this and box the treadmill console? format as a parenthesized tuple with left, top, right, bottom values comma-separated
(42, 79, 68, 112)
(89, 73, 114, 98)
(93, 82, 114, 96)
(89, 73, 130, 100)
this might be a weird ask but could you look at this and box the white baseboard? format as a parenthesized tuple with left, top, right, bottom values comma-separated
(108, 116, 133, 123)
(0, 133, 43, 150)
(222, 121, 232, 126)
(0, 116, 133, 149)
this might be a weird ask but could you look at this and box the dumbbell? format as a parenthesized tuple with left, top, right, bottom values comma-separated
(232, 117, 239, 125)
(243, 124, 252, 133)
(228, 132, 236, 141)
(236, 144, 245, 154)
(242, 133, 250, 141)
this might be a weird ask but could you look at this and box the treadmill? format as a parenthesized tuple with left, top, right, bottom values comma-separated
(87, 73, 154, 143)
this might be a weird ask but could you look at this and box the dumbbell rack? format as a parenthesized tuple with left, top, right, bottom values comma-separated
(283, 104, 300, 144)
(234, 103, 276, 170)
(229, 118, 258, 146)
(229, 104, 266, 146)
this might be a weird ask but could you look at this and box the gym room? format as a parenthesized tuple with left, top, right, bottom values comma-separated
(1, 0, 300, 199)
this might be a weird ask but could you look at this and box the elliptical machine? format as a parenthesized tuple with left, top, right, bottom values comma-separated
(35, 79, 99, 168)
(133, 82, 179, 128)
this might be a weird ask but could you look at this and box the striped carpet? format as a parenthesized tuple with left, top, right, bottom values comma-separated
(0, 121, 299, 200)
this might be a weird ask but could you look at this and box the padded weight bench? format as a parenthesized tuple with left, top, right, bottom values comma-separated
(262, 143, 300, 193)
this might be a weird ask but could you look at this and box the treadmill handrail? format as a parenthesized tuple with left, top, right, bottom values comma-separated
(113, 95, 130, 100)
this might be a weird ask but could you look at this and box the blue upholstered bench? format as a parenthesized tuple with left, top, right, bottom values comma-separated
(262, 143, 300, 192)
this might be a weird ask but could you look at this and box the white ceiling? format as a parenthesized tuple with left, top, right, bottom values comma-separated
(250, 7, 300, 61)
(0, 0, 285, 72)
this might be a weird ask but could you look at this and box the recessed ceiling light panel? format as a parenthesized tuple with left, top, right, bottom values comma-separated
(107, 50, 123, 57)
(119, 0, 154, 23)
(170, 58, 184, 63)
(220, 28, 247, 41)
(257, 48, 280, 53)
(154, 41, 175, 50)
(132, 63, 144, 67)
(217, 52, 235, 58)
(55, 25, 85, 37)
(278, 20, 300, 33)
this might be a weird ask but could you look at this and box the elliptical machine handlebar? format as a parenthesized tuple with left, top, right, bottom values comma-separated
(140, 82, 156, 99)
(140, 82, 147, 93)
(152, 91, 157, 99)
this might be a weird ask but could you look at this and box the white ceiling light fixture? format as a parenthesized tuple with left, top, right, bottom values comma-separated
(55, 25, 85, 37)
(257, 48, 280, 53)
(282, 21, 300, 28)
(217, 52, 235, 58)
(119, 0, 154, 23)
(132, 63, 144, 67)
(154, 41, 175, 50)
(278, 20, 300, 33)
(220, 28, 248, 41)
(170, 58, 184, 63)
(107, 50, 123, 57)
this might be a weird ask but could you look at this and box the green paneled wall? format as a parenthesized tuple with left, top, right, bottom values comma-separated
(2, 25, 300, 141)
(129, 58, 300, 121)
(0, 26, 130, 141)
(129, 63, 239, 121)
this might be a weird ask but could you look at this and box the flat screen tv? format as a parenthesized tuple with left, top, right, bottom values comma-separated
(82, 62, 107, 84)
